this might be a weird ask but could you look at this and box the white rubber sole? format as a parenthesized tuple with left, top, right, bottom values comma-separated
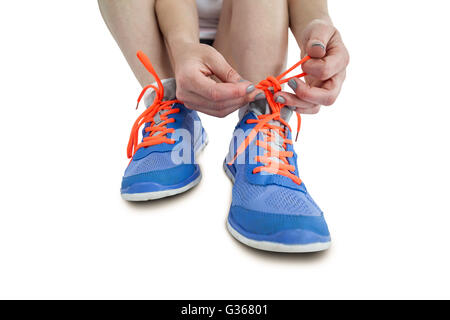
(227, 220, 331, 253)
(122, 133, 208, 201)
(121, 174, 202, 201)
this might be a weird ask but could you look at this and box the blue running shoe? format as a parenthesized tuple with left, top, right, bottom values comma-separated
(224, 58, 331, 252)
(121, 51, 207, 201)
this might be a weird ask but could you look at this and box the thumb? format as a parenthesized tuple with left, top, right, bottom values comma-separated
(207, 50, 258, 97)
(305, 22, 335, 59)
(207, 50, 244, 83)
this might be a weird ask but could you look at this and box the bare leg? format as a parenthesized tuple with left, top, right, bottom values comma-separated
(98, 0, 173, 87)
(214, 0, 289, 83)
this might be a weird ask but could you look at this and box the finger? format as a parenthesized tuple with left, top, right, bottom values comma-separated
(184, 102, 241, 118)
(179, 88, 252, 109)
(204, 55, 261, 98)
(272, 92, 317, 110)
(204, 50, 260, 99)
(248, 88, 265, 101)
(295, 105, 321, 115)
(205, 52, 243, 83)
(304, 22, 336, 58)
(286, 71, 345, 106)
(184, 70, 254, 102)
(302, 42, 349, 80)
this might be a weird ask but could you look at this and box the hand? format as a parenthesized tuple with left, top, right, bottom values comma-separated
(170, 42, 257, 117)
(274, 19, 349, 114)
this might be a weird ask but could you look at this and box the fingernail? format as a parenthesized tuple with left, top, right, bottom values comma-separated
(312, 42, 325, 50)
(246, 84, 255, 93)
(275, 96, 285, 104)
(288, 79, 297, 90)
(255, 93, 265, 100)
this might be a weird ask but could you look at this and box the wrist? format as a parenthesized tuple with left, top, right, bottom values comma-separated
(166, 38, 198, 70)
(167, 36, 197, 53)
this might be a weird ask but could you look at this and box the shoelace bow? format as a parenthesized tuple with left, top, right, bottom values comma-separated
(127, 51, 181, 159)
(228, 55, 311, 185)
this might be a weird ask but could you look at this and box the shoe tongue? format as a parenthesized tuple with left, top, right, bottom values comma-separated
(142, 78, 177, 136)
(249, 98, 293, 121)
(249, 98, 293, 166)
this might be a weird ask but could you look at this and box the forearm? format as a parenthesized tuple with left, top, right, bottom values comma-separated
(155, 0, 199, 65)
(288, 0, 332, 42)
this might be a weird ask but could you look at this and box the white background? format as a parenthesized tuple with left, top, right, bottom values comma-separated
(0, 0, 449, 299)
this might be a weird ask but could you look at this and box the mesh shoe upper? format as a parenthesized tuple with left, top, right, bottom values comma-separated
(122, 77, 205, 191)
(124, 106, 202, 178)
(227, 105, 323, 217)
(225, 100, 330, 239)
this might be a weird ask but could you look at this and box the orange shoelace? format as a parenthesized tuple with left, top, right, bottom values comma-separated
(228, 56, 311, 185)
(127, 51, 181, 159)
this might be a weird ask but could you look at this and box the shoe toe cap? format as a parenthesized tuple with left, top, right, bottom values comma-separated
(229, 182, 330, 243)
(229, 205, 330, 239)
(121, 163, 198, 193)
